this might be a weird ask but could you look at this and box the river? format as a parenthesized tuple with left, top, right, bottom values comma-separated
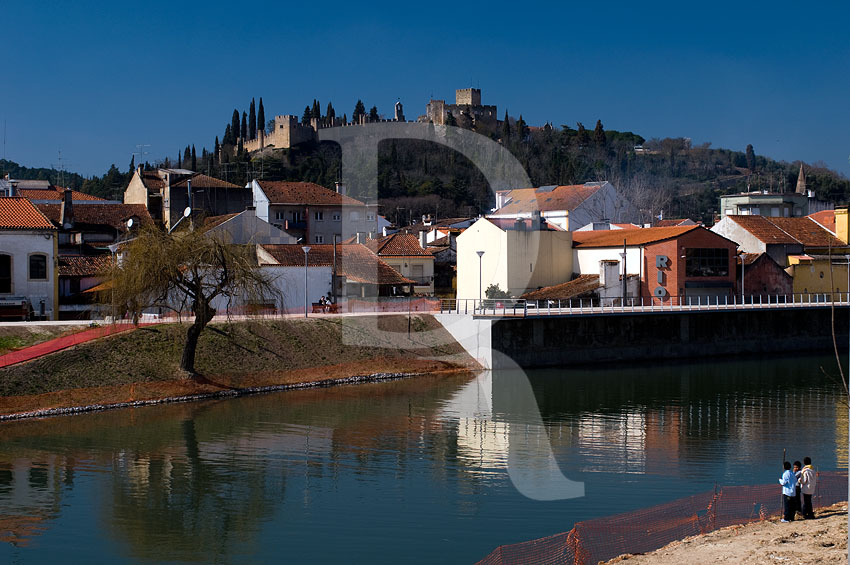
(0, 352, 845, 563)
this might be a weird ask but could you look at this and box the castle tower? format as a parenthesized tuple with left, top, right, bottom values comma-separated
(795, 163, 807, 195)
(394, 100, 405, 122)
(456, 88, 481, 106)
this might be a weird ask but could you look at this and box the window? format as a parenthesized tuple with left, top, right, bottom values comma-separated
(291, 211, 303, 222)
(275, 211, 285, 220)
(685, 248, 729, 277)
(29, 254, 47, 281)
(314, 211, 324, 221)
(314, 235, 324, 243)
(366, 213, 376, 222)
(0, 255, 10, 293)
(333, 213, 341, 221)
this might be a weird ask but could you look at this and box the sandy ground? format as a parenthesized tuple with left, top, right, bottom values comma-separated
(606, 503, 848, 564)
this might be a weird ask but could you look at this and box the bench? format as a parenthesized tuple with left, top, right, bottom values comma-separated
(311, 303, 341, 314)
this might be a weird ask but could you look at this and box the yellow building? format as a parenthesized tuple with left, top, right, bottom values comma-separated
(456, 217, 573, 300)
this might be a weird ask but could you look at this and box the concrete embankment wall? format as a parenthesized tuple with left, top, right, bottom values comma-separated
(489, 307, 850, 369)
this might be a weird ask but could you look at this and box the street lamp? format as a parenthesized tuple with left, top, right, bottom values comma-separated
(739, 251, 745, 303)
(476, 250, 485, 308)
(302, 246, 311, 318)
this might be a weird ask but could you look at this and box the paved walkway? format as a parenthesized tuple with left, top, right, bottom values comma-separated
(0, 323, 149, 368)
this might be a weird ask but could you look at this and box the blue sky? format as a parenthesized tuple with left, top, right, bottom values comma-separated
(2, 1, 848, 178)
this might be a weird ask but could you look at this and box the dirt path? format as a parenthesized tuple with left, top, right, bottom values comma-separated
(606, 503, 848, 564)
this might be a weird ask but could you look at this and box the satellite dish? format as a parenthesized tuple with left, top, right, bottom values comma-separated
(183, 207, 191, 218)
(126, 218, 134, 229)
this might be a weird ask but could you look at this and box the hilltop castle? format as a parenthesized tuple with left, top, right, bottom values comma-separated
(419, 88, 497, 127)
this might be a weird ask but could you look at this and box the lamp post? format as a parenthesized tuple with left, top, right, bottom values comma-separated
(302, 246, 311, 318)
(739, 251, 745, 303)
(476, 250, 485, 309)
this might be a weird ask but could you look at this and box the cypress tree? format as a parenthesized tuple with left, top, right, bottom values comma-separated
(191, 145, 197, 171)
(343, 113, 348, 125)
(576, 122, 590, 147)
(593, 119, 606, 146)
(502, 110, 511, 139)
(353, 100, 366, 122)
(258, 98, 265, 135)
(230, 110, 240, 143)
(326, 101, 335, 125)
(249, 98, 257, 140)
(240, 112, 248, 141)
(214, 136, 220, 163)
(224, 125, 232, 146)
(746, 144, 756, 172)
(302, 106, 312, 125)
(129, 155, 135, 172)
(369, 105, 379, 122)
(517, 115, 527, 140)
(183, 146, 191, 168)
(312, 99, 321, 120)
(177, 150, 182, 168)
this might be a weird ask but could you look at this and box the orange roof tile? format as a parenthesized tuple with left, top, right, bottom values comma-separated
(363, 233, 432, 257)
(573, 226, 699, 248)
(0, 197, 56, 230)
(18, 186, 105, 201)
(36, 203, 153, 231)
(171, 174, 240, 189)
(259, 244, 414, 285)
(807, 209, 835, 232)
(256, 181, 366, 206)
(655, 218, 693, 227)
(521, 275, 601, 300)
(58, 254, 113, 277)
(496, 183, 605, 215)
(726, 216, 844, 247)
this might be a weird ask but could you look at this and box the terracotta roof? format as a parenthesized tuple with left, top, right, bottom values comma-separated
(171, 173, 240, 189)
(726, 216, 844, 247)
(738, 252, 762, 266)
(58, 254, 113, 277)
(203, 212, 240, 230)
(256, 181, 366, 206)
(655, 218, 693, 227)
(363, 233, 432, 257)
(140, 171, 166, 192)
(573, 225, 700, 248)
(808, 209, 836, 232)
(521, 275, 601, 300)
(0, 197, 56, 230)
(36, 203, 154, 231)
(259, 244, 414, 285)
(486, 217, 565, 231)
(612, 223, 641, 229)
(495, 183, 605, 215)
(18, 186, 105, 201)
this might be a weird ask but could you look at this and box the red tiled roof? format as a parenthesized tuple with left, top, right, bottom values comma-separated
(573, 226, 699, 248)
(495, 183, 605, 215)
(363, 233, 432, 257)
(203, 212, 240, 230)
(256, 181, 366, 206)
(18, 186, 105, 201)
(140, 171, 166, 192)
(259, 244, 414, 285)
(807, 209, 836, 232)
(0, 197, 56, 230)
(521, 275, 601, 300)
(171, 174, 240, 189)
(727, 216, 844, 247)
(58, 254, 113, 277)
(36, 203, 154, 231)
(655, 218, 693, 227)
(612, 223, 641, 229)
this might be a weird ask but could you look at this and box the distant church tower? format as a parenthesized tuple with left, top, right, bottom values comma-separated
(394, 100, 405, 122)
(795, 163, 807, 195)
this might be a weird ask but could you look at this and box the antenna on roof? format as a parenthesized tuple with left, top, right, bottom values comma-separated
(134, 144, 151, 170)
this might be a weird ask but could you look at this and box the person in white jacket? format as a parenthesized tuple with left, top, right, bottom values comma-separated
(799, 456, 817, 519)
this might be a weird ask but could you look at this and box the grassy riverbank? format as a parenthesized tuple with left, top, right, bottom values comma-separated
(0, 324, 88, 356)
(0, 315, 478, 417)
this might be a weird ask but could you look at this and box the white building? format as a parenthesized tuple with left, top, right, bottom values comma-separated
(0, 197, 58, 319)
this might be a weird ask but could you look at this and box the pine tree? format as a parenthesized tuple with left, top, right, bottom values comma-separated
(369, 105, 379, 122)
(230, 110, 240, 143)
(593, 120, 606, 147)
(257, 98, 265, 135)
(576, 123, 590, 147)
(502, 110, 511, 140)
(240, 112, 248, 141)
(191, 145, 197, 171)
(353, 100, 366, 122)
(746, 144, 756, 172)
(249, 98, 257, 140)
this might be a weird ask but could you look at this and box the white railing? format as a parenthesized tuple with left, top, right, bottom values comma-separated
(439, 293, 850, 317)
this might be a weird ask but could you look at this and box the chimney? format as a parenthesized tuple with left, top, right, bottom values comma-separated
(335, 181, 346, 195)
(60, 188, 74, 229)
(419, 230, 427, 248)
(531, 209, 541, 229)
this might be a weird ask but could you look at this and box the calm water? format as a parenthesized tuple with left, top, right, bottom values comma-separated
(0, 353, 846, 563)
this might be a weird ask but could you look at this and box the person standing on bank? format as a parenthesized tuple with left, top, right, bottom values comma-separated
(779, 461, 796, 522)
(793, 461, 803, 517)
(800, 457, 817, 519)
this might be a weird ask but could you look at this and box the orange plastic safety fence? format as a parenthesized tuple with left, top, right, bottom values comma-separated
(477, 471, 848, 565)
